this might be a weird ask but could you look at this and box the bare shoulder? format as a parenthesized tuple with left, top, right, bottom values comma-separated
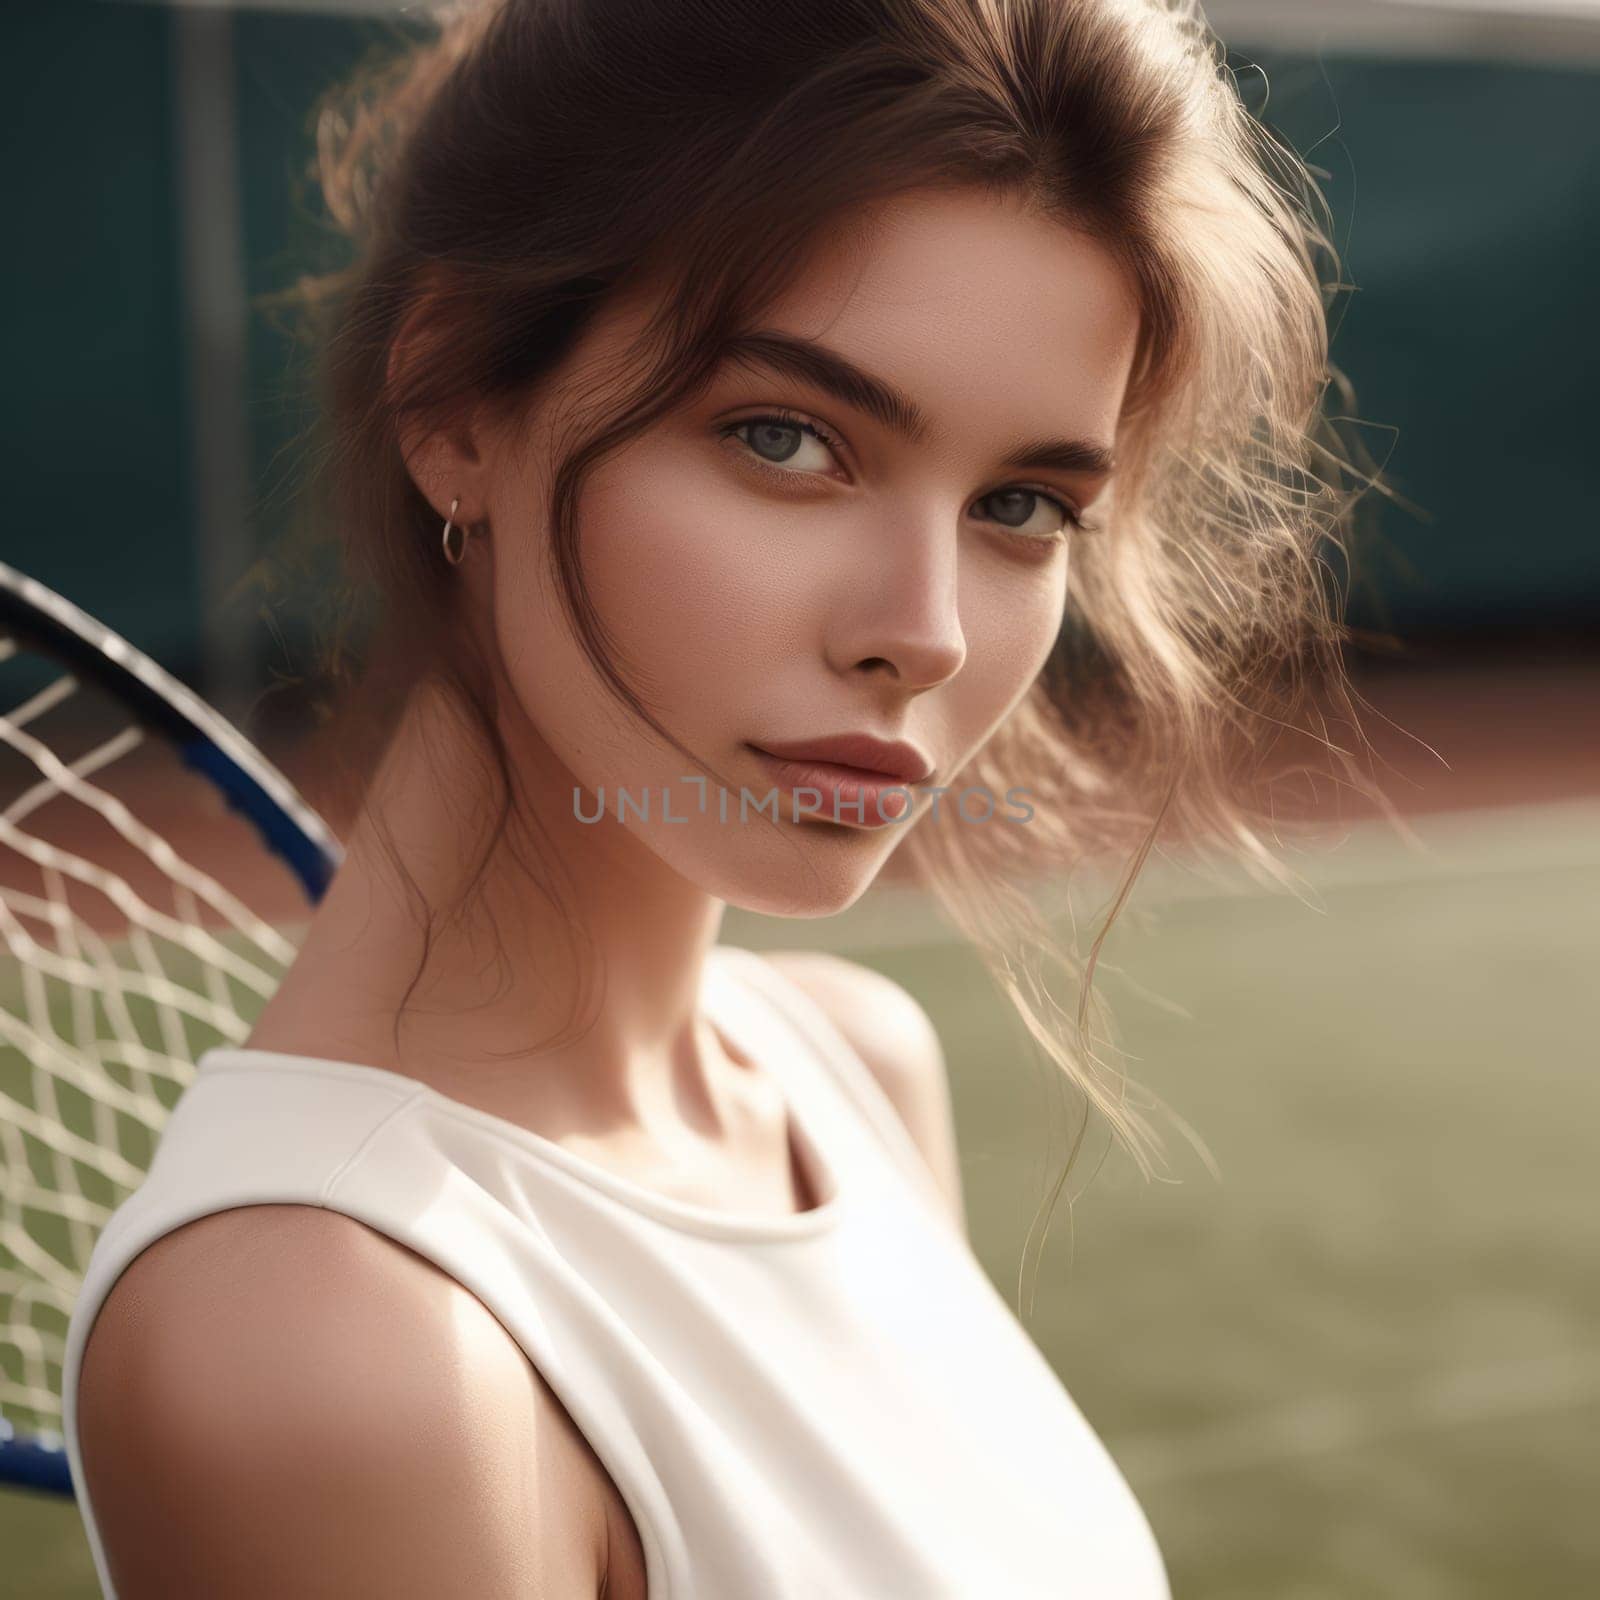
(759, 949, 966, 1233)
(75, 1204, 615, 1599)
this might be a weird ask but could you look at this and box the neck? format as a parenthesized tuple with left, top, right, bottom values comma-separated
(252, 677, 738, 1136)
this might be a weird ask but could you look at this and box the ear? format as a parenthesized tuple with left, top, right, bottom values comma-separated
(387, 291, 495, 529)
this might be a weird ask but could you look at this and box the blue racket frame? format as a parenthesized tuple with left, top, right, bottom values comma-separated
(0, 560, 343, 1497)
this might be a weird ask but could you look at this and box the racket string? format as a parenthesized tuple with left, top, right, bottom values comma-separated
(1, 657, 302, 1438)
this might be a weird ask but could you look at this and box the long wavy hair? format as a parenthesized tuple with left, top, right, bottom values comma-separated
(262, 0, 1396, 1314)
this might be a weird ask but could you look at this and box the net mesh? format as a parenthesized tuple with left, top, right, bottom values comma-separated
(0, 638, 305, 1446)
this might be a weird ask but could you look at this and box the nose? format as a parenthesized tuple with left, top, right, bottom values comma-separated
(824, 516, 967, 692)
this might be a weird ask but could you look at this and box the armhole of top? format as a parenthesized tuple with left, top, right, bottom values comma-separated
(718, 946, 953, 1215)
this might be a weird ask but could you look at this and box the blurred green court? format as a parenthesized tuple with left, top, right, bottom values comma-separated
(5, 797, 1596, 1598)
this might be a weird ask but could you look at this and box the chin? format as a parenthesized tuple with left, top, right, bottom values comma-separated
(681, 830, 898, 920)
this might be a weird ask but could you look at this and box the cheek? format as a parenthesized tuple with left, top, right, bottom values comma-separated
(950, 552, 1068, 734)
(577, 446, 817, 689)
(972, 552, 1067, 678)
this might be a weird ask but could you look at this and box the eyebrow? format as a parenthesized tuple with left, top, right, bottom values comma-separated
(716, 329, 1117, 477)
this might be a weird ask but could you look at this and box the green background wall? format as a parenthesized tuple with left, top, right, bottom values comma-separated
(4, 4, 1595, 700)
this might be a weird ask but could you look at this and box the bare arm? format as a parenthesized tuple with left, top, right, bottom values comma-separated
(75, 1205, 610, 1599)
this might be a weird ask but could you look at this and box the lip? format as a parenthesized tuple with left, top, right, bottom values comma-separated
(746, 748, 917, 829)
(747, 733, 934, 785)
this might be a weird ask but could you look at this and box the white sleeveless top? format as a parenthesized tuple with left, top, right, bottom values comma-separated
(61, 944, 1170, 1598)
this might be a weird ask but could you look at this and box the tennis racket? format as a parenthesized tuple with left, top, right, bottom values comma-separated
(0, 560, 341, 1495)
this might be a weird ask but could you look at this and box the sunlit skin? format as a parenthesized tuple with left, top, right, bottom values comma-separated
(245, 186, 1141, 1204)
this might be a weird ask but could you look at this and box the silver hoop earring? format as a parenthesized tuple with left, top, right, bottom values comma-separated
(441, 498, 468, 566)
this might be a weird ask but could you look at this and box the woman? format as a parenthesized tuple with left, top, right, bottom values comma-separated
(63, 0, 1375, 1594)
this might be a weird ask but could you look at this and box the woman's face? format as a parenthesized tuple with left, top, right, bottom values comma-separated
(475, 186, 1140, 917)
